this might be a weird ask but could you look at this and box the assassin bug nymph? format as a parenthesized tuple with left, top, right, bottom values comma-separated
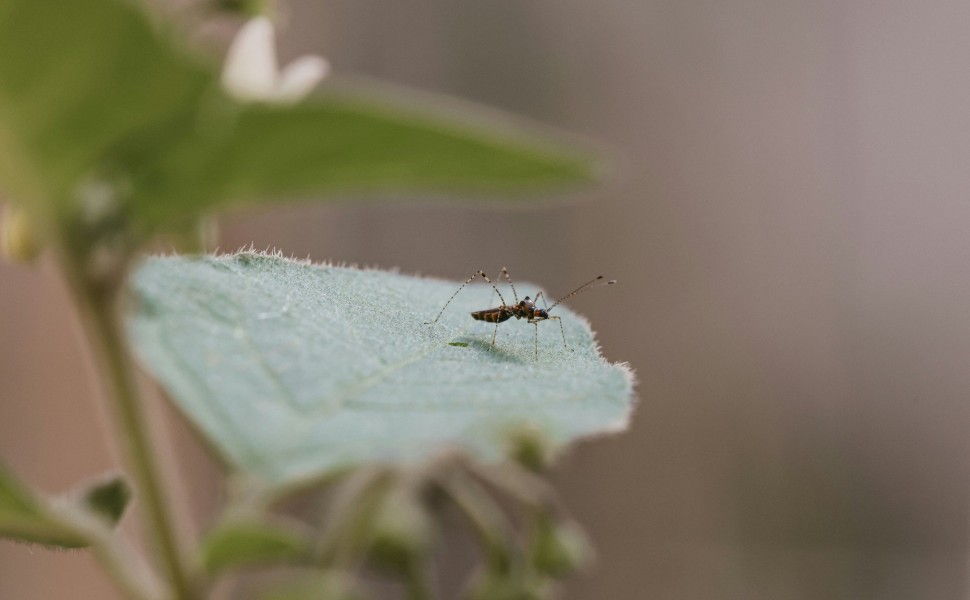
(424, 267, 616, 358)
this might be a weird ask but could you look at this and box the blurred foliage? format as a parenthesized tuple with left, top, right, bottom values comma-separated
(0, 1, 626, 598)
(200, 514, 312, 572)
(0, 0, 594, 252)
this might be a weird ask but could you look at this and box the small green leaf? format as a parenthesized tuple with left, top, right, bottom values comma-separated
(128, 252, 633, 487)
(0, 464, 87, 547)
(77, 473, 131, 527)
(200, 515, 312, 573)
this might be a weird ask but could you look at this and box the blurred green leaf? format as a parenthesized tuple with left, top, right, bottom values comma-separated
(128, 252, 633, 487)
(0, 464, 87, 547)
(0, 0, 595, 236)
(200, 515, 311, 573)
(0, 0, 210, 211)
(77, 473, 131, 528)
(133, 96, 596, 229)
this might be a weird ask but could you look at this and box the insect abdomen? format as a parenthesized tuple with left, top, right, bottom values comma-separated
(471, 309, 512, 323)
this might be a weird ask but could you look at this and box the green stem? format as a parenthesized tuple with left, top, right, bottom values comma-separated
(65, 263, 196, 600)
(89, 299, 195, 599)
(405, 560, 433, 600)
(315, 467, 390, 567)
(92, 535, 163, 600)
(76, 516, 166, 600)
(437, 470, 516, 573)
(471, 462, 558, 513)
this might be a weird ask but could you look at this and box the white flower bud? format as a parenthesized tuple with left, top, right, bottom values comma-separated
(222, 17, 329, 103)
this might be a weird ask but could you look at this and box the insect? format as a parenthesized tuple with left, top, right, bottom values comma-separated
(424, 267, 616, 358)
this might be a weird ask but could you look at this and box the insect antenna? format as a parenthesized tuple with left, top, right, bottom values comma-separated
(548, 276, 616, 311)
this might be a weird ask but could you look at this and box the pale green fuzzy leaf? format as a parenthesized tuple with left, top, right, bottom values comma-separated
(128, 252, 633, 486)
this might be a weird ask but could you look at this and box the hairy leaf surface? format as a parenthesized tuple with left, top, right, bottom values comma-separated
(129, 253, 633, 486)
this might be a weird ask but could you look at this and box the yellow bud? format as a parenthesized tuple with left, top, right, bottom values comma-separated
(530, 514, 591, 578)
(506, 425, 555, 473)
(1, 205, 43, 263)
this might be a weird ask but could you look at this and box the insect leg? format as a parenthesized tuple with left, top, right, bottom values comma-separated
(491, 322, 500, 350)
(500, 266, 520, 303)
(549, 315, 567, 350)
(425, 270, 508, 325)
(533, 292, 565, 353)
(533, 321, 539, 359)
(534, 291, 549, 310)
(477, 271, 508, 307)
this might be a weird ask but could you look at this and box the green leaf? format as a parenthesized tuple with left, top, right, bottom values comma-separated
(77, 473, 131, 527)
(0, 0, 210, 211)
(0, 0, 595, 233)
(129, 252, 633, 488)
(0, 464, 87, 547)
(199, 515, 312, 573)
(133, 95, 597, 229)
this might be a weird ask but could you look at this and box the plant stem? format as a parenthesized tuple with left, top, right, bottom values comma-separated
(67, 266, 196, 600)
(78, 516, 166, 600)
(405, 560, 433, 600)
(315, 467, 390, 567)
(436, 470, 516, 573)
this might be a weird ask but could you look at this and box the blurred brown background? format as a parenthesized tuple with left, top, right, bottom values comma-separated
(2, 0, 969, 598)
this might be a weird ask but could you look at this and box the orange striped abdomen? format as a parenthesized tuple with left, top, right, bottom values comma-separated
(471, 308, 513, 323)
